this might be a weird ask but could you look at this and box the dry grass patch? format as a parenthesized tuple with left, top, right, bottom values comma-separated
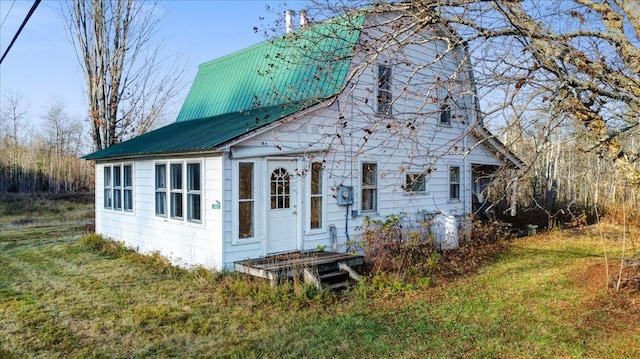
(1, 222, 639, 358)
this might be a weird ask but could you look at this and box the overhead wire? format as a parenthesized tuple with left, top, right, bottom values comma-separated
(0, 0, 41, 65)
(0, 0, 18, 28)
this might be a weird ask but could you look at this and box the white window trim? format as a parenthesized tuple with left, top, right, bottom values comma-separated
(360, 161, 378, 213)
(438, 87, 452, 126)
(169, 162, 184, 220)
(187, 162, 203, 223)
(123, 163, 134, 212)
(403, 172, 427, 195)
(155, 162, 168, 218)
(103, 166, 112, 209)
(376, 64, 393, 116)
(307, 162, 326, 233)
(103, 163, 134, 214)
(449, 164, 462, 202)
(154, 159, 205, 226)
(233, 160, 260, 244)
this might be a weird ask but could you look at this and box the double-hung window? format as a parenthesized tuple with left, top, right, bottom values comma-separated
(310, 162, 323, 229)
(405, 173, 426, 193)
(155, 164, 167, 216)
(113, 165, 122, 210)
(123, 165, 133, 211)
(238, 162, 254, 239)
(103, 166, 112, 209)
(439, 101, 451, 124)
(361, 162, 377, 212)
(439, 87, 451, 125)
(187, 163, 201, 222)
(449, 166, 461, 200)
(170, 163, 183, 219)
(377, 64, 392, 115)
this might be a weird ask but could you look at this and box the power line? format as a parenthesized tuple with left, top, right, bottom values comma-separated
(0, 0, 18, 28)
(0, 0, 41, 65)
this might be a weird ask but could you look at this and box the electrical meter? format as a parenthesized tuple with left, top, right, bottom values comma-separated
(337, 185, 354, 206)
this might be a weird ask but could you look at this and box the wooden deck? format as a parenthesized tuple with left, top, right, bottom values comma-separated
(235, 251, 364, 288)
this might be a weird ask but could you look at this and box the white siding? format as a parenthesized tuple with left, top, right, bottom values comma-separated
(93, 12, 513, 269)
(224, 12, 507, 254)
(95, 155, 224, 269)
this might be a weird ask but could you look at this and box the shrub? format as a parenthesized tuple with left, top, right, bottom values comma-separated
(79, 233, 128, 258)
(360, 213, 439, 282)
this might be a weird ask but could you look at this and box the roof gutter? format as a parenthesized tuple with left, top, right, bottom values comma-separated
(86, 149, 226, 163)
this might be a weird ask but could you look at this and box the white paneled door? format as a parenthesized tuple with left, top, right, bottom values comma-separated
(266, 159, 298, 253)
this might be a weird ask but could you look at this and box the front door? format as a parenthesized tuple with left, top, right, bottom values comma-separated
(267, 160, 298, 254)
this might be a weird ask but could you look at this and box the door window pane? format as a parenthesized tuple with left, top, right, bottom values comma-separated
(270, 167, 290, 209)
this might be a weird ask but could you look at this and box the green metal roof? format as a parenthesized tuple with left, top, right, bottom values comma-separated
(83, 104, 305, 160)
(176, 13, 365, 122)
(84, 12, 365, 161)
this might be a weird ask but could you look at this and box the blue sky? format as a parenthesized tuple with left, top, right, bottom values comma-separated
(0, 0, 305, 124)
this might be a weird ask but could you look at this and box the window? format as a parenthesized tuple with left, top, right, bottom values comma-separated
(103, 166, 112, 209)
(155, 164, 167, 216)
(405, 173, 426, 193)
(187, 163, 201, 222)
(310, 162, 323, 229)
(270, 167, 291, 209)
(361, 162, 377, 212)
(104, 164, 133, 211)
(439, 87, 451, 124)
(377, 64, 392, 115)
(449, 166, 461, 200)
(123, 165, 133, 211)
(156, 161, 201, 222)
(238, 162, 254, 239)
(439, 102, 451, 124)
(170, 163, 183, 219)
(113, 165, 122, 210)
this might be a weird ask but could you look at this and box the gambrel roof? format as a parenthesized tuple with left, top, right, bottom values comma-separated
(84, 13, 366, 160)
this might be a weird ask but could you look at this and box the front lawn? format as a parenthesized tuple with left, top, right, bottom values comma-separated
(1, 224, 638, 358)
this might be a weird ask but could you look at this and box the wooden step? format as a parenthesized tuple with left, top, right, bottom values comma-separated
(319, 270, 349, 282)
(328, 281, 350, 291)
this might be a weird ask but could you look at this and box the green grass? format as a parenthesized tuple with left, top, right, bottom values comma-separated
(1, 224, 639, 358)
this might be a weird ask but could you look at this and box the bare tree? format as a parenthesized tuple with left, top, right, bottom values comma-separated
(63, 0, 185, 150)
(295, 0, 639, 203)
(0, 91, 30, 163)
(40, 97, 85, 157)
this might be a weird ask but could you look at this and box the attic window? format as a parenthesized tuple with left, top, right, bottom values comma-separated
(439, 93, 451, 125)
(377, 64, 392, 115)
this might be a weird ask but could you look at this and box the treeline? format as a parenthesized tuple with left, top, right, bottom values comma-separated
(497, 112, 640, 228)
(0, 92, 94, 193)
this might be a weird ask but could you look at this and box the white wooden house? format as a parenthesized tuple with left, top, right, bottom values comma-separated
(84, 7, 522, 270)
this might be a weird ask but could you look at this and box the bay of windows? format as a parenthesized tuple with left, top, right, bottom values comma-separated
(103, 164, 133, 212)
(155, 161, 202, 223)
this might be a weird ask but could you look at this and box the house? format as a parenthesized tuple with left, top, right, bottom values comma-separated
(84, 5, 522, 270)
